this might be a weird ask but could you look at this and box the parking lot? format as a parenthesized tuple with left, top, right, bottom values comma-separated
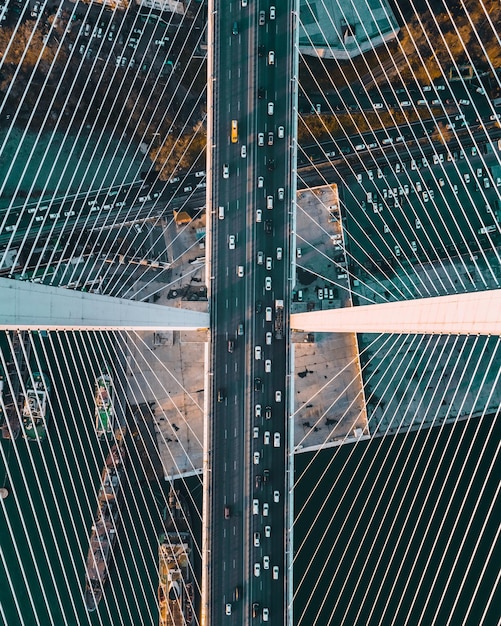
(343, 140, 501, 292)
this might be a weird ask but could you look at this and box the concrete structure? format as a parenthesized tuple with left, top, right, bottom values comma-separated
(0, 278, 209, 331)
(292, 290, 501, 335)
(299, 0, 399, 59)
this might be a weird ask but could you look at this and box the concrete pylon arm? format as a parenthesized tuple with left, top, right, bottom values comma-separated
(0, 278, 209, 331)
(291, 290, 501, 336)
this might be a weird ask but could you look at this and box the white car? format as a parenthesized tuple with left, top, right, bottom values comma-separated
(265, 359, 271, 373)
(258, 176, 264, 188)
(264, 525, 271, 537)
(253, 451, 260, 465)
(222, 164, 229, 178)
(268, 102, 274, 115)
(225, 603, 232, 615)
(264, 431, 270, 445)
(263, 556, 270, 570)
(266, 332, 272, 345)
(423, 191, 429, 202)
(273, 490, 279, 502)
(263, 607, 269, 621)
(263, 502, 269, 516)
(275, 390, 282, 402)
(265, 277, 272, 291)
(258, 133, 264, 146)
(253, 427, 259, 439)
(237, 265, 244, 277)
(256, 209, 262, 222)
(255, 346, 262, 360)
(269, 6, 275, 19)
(257, 251, 264, 264)
(254, 563, 261, 577)
(268, 51, 275, 65)
(241, 144, 247, 158)
(274, 432, 280, 447)
(255, 404, 262, 418)
(254, 532, 260, 547)
(276, 247, 282, 260)
(272, 565, 279, 579)
(277, 126, 284, 138)
(266, 257, 272, 270)
(228, 235, 236, 250)
(277, 187, 284, 200)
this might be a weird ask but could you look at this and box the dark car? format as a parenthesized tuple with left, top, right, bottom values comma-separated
(227, 340, 234, 353)
(233, 586, 240, 601)
(263, 469, 270, 482)
(264, 220, 272, 234)
(252, 602, 260, 618)
(256, 301, 262, 313)
(254, 378, 262, 392)
(255, 474, 262, 488)
(258, 87, 265, 99)
(217, 389, 225, 402)
(258, 45, 265, 57)
(267, 158, 275, 171)
(224, 506, 230, 518)
(265, 406, 272, 419)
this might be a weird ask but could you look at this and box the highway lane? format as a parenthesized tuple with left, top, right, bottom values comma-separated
(209, 0, 293, 623)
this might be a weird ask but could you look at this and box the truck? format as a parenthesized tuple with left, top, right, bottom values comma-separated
(274, 299, 284, 340)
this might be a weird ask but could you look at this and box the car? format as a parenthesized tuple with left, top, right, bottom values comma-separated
(423, 85, 432, 91)
(79, 44, 86, 55)
(415, 218, 421, 229)
(232, 21, 238, 35)
(263, 503, 269, 516)
(267, 102, 274, 115)
(228, 235, 236, 250)
(252, 603, 260, 618)
(253, 499, 259, 514)
(253, 451, 260, 464)
(373, 103, 384, 109)
(254, 532, 260, 547)
(411, 240, 418, 252)
(258, 132, 264, 146)
(258, 44, 265, 57)
(268, 51, 275, 65)
(262, 607, 269, 621)
(264, 431, 270, 445)
(490, 113, 500, 121)
(225, 603, 232, 616)
(269, 6, 275, 19)
(395, 163, 401, 173)
(257, 251, 264, 264)
(265, 525, 271, 538)
(439, 177, 445, 187)
(416, 181, 422, 192)
(267, 158, 275, 171)
(241, 144, 247, 158)
(224, 505, 230, 518)
(265, 359, 272, 372)
(459, 99, 470, 105)
(423, 191, 429, 202)
(266, 332, 272, 345)
(356, 173, 362, 183)
(263, 556, 270, 569)
(266, 257, 272, 270)
(276, 247, 282, 260)
(400, 100, 412, 107)
(477, 168, 483, 178)
(256, 209, 262, 222)
(227, 340, 234, 353)
(368, 169, 374, 180)
(411, 159, 417, 170)
(464, 172, 470, 183)
(253, 426, 259, 439)
(254, 377, 262, 391)
(254, 563, 261, 577)
(471, 146, 477, 156)
(273, 565, 279, 579)
(274, 432, 280, 447)
(258, 87, 265, 99)
(237, 265, 244, 277)
(265, 277, 272, 291)
(265, 307, 272, 321)
(264, 219, 272, 233)
(394, 245, 401, 256)
(183, 186, 192, 193)
(259, 10, 265, 25)
(355, 144, 365, 151)
(258, 176, 264, 188)
(273, 490, 279, 503)
(382, 137, 394, 145)
(265, 406, 272, 419)
(263, 469, 269, 482)
(268, 132, 274, 145)
(217, 389, 225, 402)
(266, 195, 273, 209)
(255, 346, 262, 360)
(255, 474, 262, 488)
(275, 390, 282, 402)
(255, 404, 262, 418)
(222, 164, 229, 178)
(296, 247, 302, 258)
(277, 188, 284, 200)
(278, 126, 284, 138)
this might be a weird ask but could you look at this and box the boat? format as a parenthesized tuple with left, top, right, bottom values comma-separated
(158, 488, 195, 626)
(84, 436, 127, 612)
(21, 372, 50, 442)
(94, 368, 114, 439)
